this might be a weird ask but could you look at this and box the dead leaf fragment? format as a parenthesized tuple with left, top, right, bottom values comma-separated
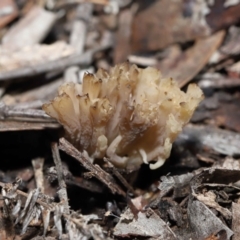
(114, 208, 177, 239)
(193, 191, 232, 219)
(188, 200, 233, 239)
(131, 0, 211, 52)
(158, 31, 225, 87)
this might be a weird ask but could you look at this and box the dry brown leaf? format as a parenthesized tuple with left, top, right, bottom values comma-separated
(158, 30, 225, 87)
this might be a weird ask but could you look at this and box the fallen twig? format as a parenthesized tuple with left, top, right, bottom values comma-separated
(104, 158, 135, 196)
(51, 142, 69, 214)
(32, 158, 45, 193)
(0, 45, 111, 80)
(59, 137, 126, 196)
(0, 102, 56, 122)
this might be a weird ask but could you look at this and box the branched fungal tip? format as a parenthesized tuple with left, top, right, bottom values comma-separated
(43, 62, 203, 170)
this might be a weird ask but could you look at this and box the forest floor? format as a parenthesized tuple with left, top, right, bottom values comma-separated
(1, 0, 240, 239)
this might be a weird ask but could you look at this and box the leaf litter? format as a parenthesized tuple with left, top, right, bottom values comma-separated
(1, 0, 240, 239)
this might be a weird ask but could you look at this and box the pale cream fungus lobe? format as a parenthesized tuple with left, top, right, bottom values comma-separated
(43, 62, 203, 170)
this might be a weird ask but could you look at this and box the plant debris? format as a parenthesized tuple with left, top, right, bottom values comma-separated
(1, 0, 240, 239)
(43, 62, 203, 170)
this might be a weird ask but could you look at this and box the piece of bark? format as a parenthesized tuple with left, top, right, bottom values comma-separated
(114, 208, 177, 239)
(0, 0, 18, 29)
(158, 31, 225, 87)
(51, 143, 69, 214)
(158, 173, 194, 200)
(0, 44, 111, 81)
(191, 168, 240, 187)
(0, 121, 60, 131)
(219, 157, 240, 170)
(131, 0, 240, 53)
(155, 167, 240, 239)
(189, 168, 240, 239)
(59, 138, 125, 196)
(0, 41, 74, 73)
(0, 103, 55, 122)
(177, 124, 240, 157)
(232, 202, 240, 240)
(104, 158, 135, 195)
(0, 206, 15, 240)
(2, 6, 56, 50)
(0, 102, 60, 131)
(131, 0, 211, 52)
(188, 200, 233, 240)
(192, 191, 232, 219)
(32, 158, 45, 193)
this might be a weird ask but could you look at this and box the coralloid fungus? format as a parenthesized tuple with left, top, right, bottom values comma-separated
(43, 62, 203, 170)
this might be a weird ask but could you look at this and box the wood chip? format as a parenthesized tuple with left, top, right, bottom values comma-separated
(0, 41, 74, 72)
(158, 30, 226, 87)
(114, 208, 177, 238)
(232, 202, 240, 240)
(2, 6, 56, 50)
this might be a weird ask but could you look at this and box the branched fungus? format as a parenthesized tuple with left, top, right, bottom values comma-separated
(43, 63, 203, 170)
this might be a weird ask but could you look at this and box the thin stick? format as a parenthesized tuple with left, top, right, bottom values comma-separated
(51, 142, 69, 214)
(0, 46, 110, 81)
(104, 158, 135, 196)
(32, 158, 45, 193)
(0, 103, 55, 122)
(59, 138, 126, 196)
(0, 182, 50, 210)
